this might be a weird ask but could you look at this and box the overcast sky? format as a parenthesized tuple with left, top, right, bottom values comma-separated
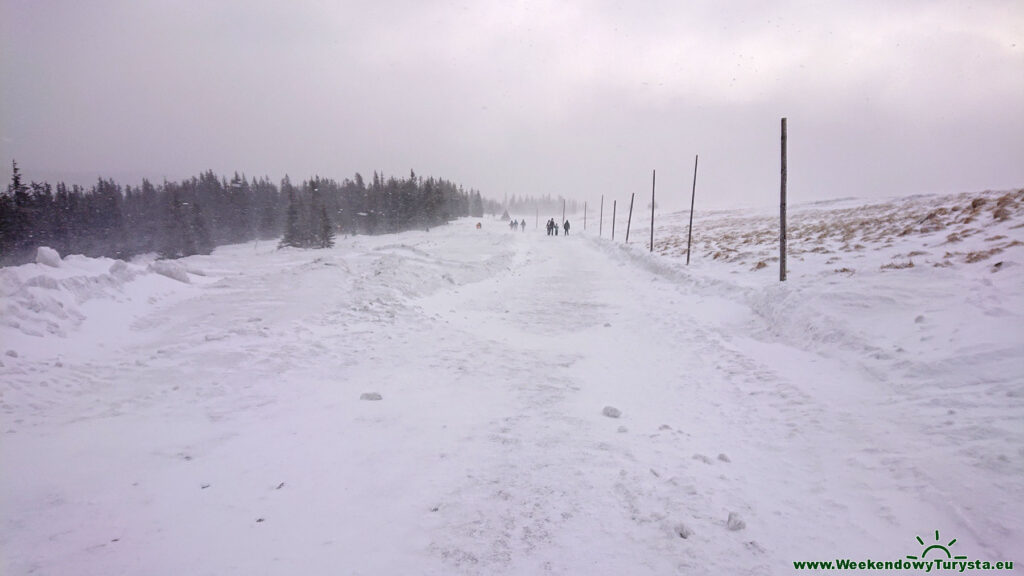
(2, 0, 1022, 210)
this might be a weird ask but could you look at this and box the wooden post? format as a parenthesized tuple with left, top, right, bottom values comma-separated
(780, 117, 787, 282)
(599, 195, 604, 237)
(649, 169, 656, 252)
(611, 200, 617, 240)
(562, 199, 566, 227)
(625, 192, 635, 243)
(686, 154, 698, 265)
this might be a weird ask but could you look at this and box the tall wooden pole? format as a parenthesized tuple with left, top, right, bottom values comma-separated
(599, 195, 604, 237)
(611, 200, 617, 240)
(686, 154, 698, 265)
(562, 199, 566, 226)
(649, 169, 656, 253)
(780, 118, 788, 282)
(625, 192, 635, 243)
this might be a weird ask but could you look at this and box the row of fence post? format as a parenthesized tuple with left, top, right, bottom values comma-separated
(583, 117, 787, 281)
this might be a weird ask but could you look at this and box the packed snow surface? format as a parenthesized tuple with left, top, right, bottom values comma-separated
(2, 190, 1022, 575)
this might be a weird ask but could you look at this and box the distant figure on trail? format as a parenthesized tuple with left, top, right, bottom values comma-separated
(476, 222, 482, 229)
(563, 220, 570, 235)
(521, 219, 526, 231)
(546, 219, 553, 236)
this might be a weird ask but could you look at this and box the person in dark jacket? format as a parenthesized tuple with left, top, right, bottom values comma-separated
(563, 220, 570, 235)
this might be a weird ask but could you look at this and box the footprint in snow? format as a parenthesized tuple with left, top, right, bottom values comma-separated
(673, 523, 694, 539)
(727, 512, 746, 531)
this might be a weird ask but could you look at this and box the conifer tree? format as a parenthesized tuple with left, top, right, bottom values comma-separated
(160, 191, 192, 258)
(278, 181, 302, 249)
(318, 205, 335, 248)
(191, 202, 213, 255)
(4, 160, 32, 258)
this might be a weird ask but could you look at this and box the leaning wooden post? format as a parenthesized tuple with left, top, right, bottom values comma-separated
(649, 169, 656, 252)
(686, 154, 698, 265)
(780, 117, 787, 282)
(611, 200, 617, 240)
(599, 195, 604, 237)
(625, 192, 635, 243)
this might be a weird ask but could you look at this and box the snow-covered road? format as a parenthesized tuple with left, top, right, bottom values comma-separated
(2, 211, 1021, 574)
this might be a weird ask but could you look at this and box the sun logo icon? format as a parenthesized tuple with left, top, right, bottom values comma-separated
(906, 530, 968, 560)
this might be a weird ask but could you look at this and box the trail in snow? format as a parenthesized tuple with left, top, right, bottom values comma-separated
(1, 202, 1021, 575)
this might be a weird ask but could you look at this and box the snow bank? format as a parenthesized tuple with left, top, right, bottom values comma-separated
(148, 260, 191, 283)
(594, 189, 1024, 563)
(0, 253, 199, 343)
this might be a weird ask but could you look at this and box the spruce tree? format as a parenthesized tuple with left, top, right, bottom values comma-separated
(5, 160, 32, 259)
(318, 205, 335, 248)
(279, 183, 302, 248)
(160, 192, 190, 258)
(191, 202, 213, 255)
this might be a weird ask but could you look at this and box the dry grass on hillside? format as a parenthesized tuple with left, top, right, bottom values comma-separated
(655, 189, 1024, 274)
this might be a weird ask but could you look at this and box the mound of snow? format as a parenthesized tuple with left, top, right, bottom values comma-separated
(108, 260, 139, 282)
(148, 260, 191, 284)
(36, 247, 62, 268)
(0, 252, 197, 342)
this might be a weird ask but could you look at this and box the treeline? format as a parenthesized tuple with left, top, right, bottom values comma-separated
(0, 162, 493, 266)
(506, 194, 581, 217)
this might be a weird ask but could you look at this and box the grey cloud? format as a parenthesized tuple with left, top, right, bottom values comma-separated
(1, 0, 1021, 211)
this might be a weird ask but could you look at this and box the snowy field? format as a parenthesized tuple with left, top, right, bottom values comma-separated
(2, 189, 1022, 575)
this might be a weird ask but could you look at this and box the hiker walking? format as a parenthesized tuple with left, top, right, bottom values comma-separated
(563, 220, 570, 235)
(521, 219, 526, 232)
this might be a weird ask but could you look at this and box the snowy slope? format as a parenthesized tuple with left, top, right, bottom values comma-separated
(1, 190, 1022, 575)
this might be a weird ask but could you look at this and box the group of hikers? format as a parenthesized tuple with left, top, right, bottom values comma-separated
(546, 218, 570, 236)
(493, 217, 572, 235)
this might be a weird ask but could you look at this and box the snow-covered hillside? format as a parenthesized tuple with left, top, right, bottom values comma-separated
(2, 190, 1022, 575)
